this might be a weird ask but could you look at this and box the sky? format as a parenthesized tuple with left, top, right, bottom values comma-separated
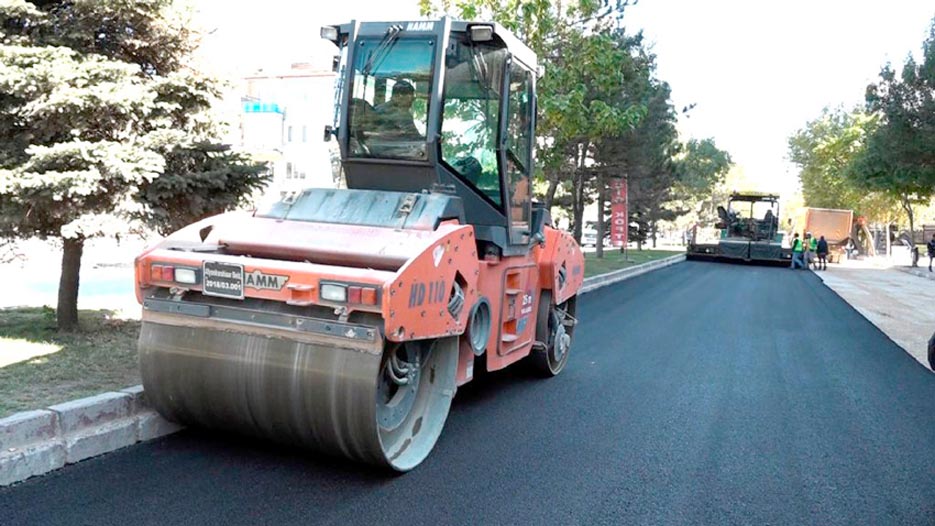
(623, 0, 934, 196)
(195, 0, 934, 197)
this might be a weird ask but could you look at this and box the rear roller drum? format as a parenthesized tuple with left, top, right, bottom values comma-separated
(530, 292, 578, 377)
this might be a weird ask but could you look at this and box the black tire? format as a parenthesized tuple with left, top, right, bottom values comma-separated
(529, 291, 577, 377)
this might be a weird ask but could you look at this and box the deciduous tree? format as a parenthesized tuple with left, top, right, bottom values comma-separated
(850, 20, 935, 237)
(788, 107, 875, 211)
(420, 1, 647, 245)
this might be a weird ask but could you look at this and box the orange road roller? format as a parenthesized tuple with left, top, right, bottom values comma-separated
(136, 18, 584, 471)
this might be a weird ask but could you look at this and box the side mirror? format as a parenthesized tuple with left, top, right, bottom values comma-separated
(531, 201, 550, 245)
(323, 125, 333, 142)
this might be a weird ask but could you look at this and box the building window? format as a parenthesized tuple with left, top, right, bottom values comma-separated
(287, 126, 293, 142)
(286, 162, 293, 179)
(302, 125, 307, 143)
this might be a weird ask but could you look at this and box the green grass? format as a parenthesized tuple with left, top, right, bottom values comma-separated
(584, 248, 682, 278)
(0, 307, 141, 418)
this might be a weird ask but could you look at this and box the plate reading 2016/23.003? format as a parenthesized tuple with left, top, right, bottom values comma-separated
(203, 261, 244, 299)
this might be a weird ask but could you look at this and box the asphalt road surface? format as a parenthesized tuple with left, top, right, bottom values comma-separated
(2, 261, 934, 525)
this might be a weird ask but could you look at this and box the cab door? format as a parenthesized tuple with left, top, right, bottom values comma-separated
(495, 61, 539, 359)
(502, 60, 534, 248)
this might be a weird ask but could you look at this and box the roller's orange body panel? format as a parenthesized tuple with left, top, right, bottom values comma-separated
(136, 212, 584, 388)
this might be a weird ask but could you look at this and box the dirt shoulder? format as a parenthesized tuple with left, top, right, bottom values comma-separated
(814, 261, 935, 371)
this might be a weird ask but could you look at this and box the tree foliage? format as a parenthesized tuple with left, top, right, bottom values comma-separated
(674, 138, 732, 201)
(663, 137, 732, 235)
(788, 107, 876, 211)
(140, 144, 269, 236)
(850, 20, 935, 235)
(420, 0, 729, 253)
(0, 0, 269, 329)
(595, 74, 678, 247)
(789, 19, 935, 238)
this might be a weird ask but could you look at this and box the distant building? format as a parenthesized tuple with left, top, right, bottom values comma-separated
(238, 62, 340, 197)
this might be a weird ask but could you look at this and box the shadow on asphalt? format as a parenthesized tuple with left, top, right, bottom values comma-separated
(685, 256, 795, 268)
(135, 359, 544, 484)
(154, 428, 397, 483)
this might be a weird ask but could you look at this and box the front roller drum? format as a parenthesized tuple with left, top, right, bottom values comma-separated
(139, 318, 458, 471)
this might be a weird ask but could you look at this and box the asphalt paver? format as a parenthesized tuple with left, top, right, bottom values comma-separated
(2, 261, 933, 525)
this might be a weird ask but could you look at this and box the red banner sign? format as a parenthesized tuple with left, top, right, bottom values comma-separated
(610, 178, 628, 247)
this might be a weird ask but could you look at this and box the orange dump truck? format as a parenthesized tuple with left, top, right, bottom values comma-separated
(793, 207, 854, 262)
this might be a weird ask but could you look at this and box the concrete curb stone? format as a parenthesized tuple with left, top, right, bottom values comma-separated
(0, 410, 66, 486)
(0, 409, 59, 451)
(0, 441, 67, 487)
(1, 388, 181, 487)
(138, 410, 184, 442)
(48, 392, 137, 463)
(49, 392, 131, 435)
(0, 250, 687, 487)
(120, 385, 146, 413)
(581, 253, 686, 294)
(61, 419, 138, 464)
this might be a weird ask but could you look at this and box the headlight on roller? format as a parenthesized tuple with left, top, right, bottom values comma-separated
(320, 283, 347, 303)
(174, 268, 197, 284)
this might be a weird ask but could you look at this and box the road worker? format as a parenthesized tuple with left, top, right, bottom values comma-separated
(816, 235, 829, 271)
(805, 232, 818, 270)
(927, 233, 935, 272)
(790, 232, 804, 269)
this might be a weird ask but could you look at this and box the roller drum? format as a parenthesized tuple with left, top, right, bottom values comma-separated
(139, 313, 457, 471)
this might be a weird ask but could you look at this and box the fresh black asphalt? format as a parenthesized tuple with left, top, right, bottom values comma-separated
(2, 261, 934, 525)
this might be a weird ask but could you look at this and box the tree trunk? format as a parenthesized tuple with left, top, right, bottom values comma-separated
(57, 237, 84, 331)
(595, 173, 605, 259)
(901, 195, 915, 243)
(572, 169, 584, 243)
(544, 172, 559, 211)
(571, 143, 588, 244)
(884, 222, 891, 257)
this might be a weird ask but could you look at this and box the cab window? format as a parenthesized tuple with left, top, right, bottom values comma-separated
(347, 37, 434, 161)
(440, 39, 508, 207)
(506, 63, 533, 244)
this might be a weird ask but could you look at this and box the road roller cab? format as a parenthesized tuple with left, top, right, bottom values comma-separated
(135, 18, 584, 471)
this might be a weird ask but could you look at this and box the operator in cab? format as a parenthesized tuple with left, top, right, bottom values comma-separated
(374, 80, 420, 139)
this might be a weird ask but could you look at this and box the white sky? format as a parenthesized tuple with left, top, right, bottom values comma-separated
(195, 0, 934, 196)
(624, 0, 934, 196)
(194, 1, 422, 73)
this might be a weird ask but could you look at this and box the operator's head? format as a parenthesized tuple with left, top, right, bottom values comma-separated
(391, 81, 415, 108)
(454, 156, 482, 183)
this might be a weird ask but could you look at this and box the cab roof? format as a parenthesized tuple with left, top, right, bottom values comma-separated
(729, 191, 780, 202)
(329, 18, 538, 72)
